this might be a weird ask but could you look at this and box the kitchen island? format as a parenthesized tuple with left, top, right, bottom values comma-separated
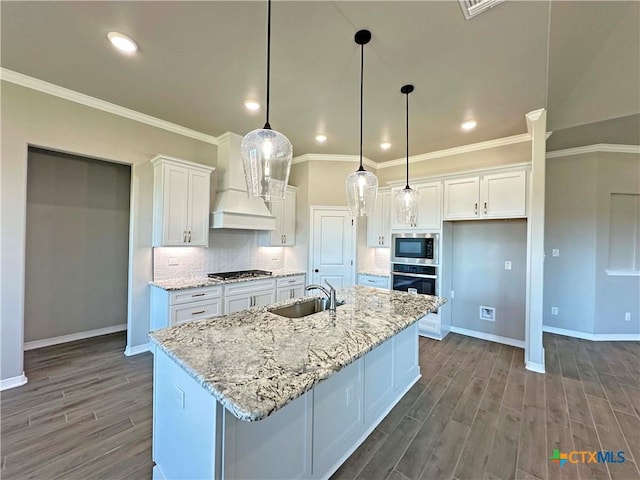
(150, 286, 446, 480)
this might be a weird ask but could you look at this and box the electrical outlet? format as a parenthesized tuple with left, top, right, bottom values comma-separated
(504, 261, 512, 270)
(551, 307, 559, 315)
(174, 385, 186, 409)
(345, 385, 353, 406)
(451, 290, 455, 299)
(552, 249, 560, 257)
(625, 312, 631, 322)
(480, 306, 495, 321)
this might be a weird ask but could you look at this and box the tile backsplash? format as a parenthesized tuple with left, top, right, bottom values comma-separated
(153, 230, 285, 281)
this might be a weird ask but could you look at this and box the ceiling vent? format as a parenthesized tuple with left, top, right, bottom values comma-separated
(459, 0, 505, 19)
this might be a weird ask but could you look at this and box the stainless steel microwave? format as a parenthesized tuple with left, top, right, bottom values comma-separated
(391, 232, 439, 265)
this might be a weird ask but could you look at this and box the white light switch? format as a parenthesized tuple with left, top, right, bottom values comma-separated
(551, 307, 559, 315)
(552, 249, 560, 257)
(504, 261, 512, 270)
(625, 312, 631, 321)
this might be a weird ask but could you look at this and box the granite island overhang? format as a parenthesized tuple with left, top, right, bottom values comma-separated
(150, 286, 446, 480)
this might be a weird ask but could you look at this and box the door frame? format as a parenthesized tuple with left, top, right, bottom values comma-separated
(308, 206, 357, 287)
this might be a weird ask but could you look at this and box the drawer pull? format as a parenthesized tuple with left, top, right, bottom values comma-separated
(191, 310, 206, 315)
(191, 293, 206, 297)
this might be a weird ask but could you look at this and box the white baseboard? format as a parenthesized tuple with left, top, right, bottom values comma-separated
(0, 372, 28, 391)
(525, 360, 546, 374)
(24, 324, 127, 351)
(449, 326, 525, 348)
(543, 325, 640, 341)
(124, 343, 151, 356)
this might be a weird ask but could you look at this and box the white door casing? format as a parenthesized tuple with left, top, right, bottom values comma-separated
(309, 207, 356, 288)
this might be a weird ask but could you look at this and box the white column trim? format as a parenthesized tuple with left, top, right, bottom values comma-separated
(124, 343, 151, 356)
(524, 108, 547, 374)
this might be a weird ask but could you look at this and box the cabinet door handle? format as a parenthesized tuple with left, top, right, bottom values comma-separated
(284, 234, 287, 244)
(188, 230, 192, 242)
(191, 293, 205, 297)
(474, 203, 478, 215)
(191, 310, 205, 315)
(183, 231, 187, 242)
(484, 202, 487, 214)
(290, 289, 294, 299)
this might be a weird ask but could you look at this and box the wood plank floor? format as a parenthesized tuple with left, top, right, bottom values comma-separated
(1, 332, 638, 480)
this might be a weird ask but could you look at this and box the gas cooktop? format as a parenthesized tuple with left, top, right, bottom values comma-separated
(207, 269, 272, 281)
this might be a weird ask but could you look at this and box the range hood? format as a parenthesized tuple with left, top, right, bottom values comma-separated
(210, 132, 276, 230)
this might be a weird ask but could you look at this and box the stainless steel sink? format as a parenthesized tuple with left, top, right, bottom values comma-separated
(269, 297, 344, 318)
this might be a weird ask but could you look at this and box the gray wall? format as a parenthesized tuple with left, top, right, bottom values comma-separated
(544, 151, 640, 335)
(450, 220, 527, 341)
(1, 81, 217, 382)
(25, 149, 131, 342)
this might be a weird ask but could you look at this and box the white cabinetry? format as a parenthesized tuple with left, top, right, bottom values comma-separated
(150, 285, 223, 330)
(224, 278, 277, 314)
(357, 274, 390, 289)
(264, 186, 297, 246)
(443, 169, 527, 221)
(367, 188, 391, 247)
(391, 181, 442, 230)
(151, 156, 214, 247)
(276, 274, 306, 301)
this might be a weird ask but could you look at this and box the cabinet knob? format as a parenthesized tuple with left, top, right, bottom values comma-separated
(188, 230, 192, 242)
(183, 231, 187, 243)
(314, 268, 319, 273)
(474, 202, 478, 215)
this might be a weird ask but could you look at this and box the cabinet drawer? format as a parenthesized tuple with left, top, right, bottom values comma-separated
(419, 318, 440, 333)
(169, 286, 222, 306)
(170, 299, 223, 325)
(357, 274, 389, 289)
(276, 275, 305, 289)
(224, 279, 276, 297)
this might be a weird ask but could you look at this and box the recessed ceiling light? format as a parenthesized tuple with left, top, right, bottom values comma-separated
(107, 32, 138, 54)
(315, 134, 327, 143)
(461, 120, 477, 131)
(380, 142, 392, 150)
(244, 99, 261, 111)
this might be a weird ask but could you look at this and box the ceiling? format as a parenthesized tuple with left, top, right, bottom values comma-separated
(2, 1, 638, 162)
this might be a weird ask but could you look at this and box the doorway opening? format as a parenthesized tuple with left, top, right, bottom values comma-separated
(24, 147, 131, 350)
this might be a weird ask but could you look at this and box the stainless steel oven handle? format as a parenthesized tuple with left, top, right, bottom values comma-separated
(391, 272, 438, 279)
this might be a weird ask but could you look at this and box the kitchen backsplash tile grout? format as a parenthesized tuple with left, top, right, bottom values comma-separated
(153, 230, 284, 281)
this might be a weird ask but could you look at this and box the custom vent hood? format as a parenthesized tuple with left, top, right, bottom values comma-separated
(210, 132, 276, 230)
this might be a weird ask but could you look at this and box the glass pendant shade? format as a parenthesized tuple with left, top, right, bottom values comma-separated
(395, 186, 419, 226)
(346, 169, 378, 216)
(241, 128, 292, 201)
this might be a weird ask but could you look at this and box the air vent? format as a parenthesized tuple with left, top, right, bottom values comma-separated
(459, 0, 505, 19)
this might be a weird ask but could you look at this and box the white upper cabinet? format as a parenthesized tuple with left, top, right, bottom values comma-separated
(481, 171, 527, 218)
(151, 156, 214, 247)
(443, 169, 527, 221)
(367, 188, 391, 247)
(391, 181, 442, 230)
(264, 186, 297, 246)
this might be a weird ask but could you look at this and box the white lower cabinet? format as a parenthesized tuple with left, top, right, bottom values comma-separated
(152, 322, 420, 480)
(357, 274, 390, 289)
(151, 285, 223, 329)
(224, 279, 277, 314)
(276, 275, 306, 301)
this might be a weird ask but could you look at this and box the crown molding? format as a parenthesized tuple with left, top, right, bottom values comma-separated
(546, 144, 640, 159)
(376, 132, 535, 169)
(1, 68, 219, 145)
(292, 153, 377, 169)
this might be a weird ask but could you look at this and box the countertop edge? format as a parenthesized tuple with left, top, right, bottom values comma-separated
(149, 270, 307, 291)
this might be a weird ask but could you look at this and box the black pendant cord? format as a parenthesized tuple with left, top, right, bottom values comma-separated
(358, 41, 365, 172)
(264, 0, 272, 130)
(405, 91, 409, 189)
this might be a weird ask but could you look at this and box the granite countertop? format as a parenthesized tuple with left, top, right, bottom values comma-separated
(150, 269, 306, 291)
(358, 269, 391, 278)
(149, 286, 446, 422)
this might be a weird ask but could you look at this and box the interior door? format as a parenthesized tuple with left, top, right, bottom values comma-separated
(310, 208, 355, 287)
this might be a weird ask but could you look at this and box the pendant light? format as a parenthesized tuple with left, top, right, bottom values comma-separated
(345, 29, 378, 217)
(241, 0, 292, 202)
(394, 84, 419, 226)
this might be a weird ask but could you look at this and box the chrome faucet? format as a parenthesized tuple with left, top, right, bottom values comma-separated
(305, 280, 337, 312)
